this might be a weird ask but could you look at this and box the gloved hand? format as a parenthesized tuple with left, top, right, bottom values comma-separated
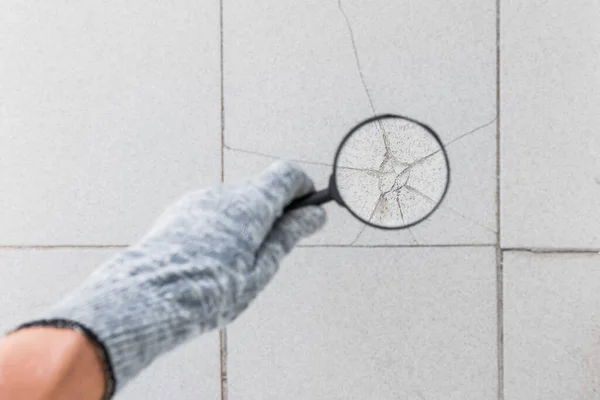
(16, 161, 326, 399)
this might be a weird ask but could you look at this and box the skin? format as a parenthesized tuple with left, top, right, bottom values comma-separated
(0, 327, 105, 400)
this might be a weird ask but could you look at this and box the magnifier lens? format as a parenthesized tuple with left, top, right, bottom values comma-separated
(334, 117, 449, 229)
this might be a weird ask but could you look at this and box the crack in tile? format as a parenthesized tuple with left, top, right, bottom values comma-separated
(224, 145, 381, 173)
(225, 145, 332, 167)
(337, 0, 376, 114)
(349, 193, 384, 245)
(407, 224, 420, 244)
(395, 192, 406, 223)
(405, 185, 497, 234)
(444, 117, 497, 147)
(407, 117, 497, 172)
(349, 223, 368, 245)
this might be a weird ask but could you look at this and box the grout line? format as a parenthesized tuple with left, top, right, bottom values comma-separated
(0, 245, 128, 250)
(299, 243, 494, 248)
(219, 328, 228, 400)
(0, 244, 595, 253)
(495, 0, 504, 398)
(0, 244, 594, 253)
(219, 1, 228, 399)
(502, 248, 600, 255)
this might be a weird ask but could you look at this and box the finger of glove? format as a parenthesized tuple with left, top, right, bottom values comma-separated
(243, 161, 315, 228)
(246, 206, 326, 294)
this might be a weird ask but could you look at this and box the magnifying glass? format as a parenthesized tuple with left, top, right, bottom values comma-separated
(285, 114, 450, 230)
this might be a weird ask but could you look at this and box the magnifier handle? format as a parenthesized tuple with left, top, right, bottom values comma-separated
(284, 189, 332, 212)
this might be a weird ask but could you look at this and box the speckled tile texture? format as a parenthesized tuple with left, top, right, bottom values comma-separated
(335, 117, 448, 228)
(504, 252, 600, 400)
(229, 247, 498, 400)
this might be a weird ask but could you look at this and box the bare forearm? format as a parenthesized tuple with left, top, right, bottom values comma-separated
(0, 327, 105, 400)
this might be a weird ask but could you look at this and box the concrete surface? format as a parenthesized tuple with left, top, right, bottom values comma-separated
(0, 0, 221, 245)
(229, 247, 497, 400)
(1, 0, 599, 399)
(504, 252, 600, 400)
(500, 0, 600, 249)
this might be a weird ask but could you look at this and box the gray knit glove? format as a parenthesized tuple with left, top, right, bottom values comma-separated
(17, 161, 326, 398)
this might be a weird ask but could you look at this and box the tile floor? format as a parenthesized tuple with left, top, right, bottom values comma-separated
(0, 0, 598, 399)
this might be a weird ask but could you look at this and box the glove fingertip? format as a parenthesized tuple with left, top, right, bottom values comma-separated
(252, 160, 316, 207)
(284, 205, 327, 238)
(251, 206, 326, 288)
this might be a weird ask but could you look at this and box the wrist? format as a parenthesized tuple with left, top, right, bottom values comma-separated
(0, 327, 106, 399)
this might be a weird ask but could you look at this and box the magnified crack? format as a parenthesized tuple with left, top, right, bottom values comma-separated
(348, 133, 420, 244)
(404, 184, 436, 204)
(395, 194, 406, 223)
(349, 167, 418, 244)
(393, 190, 420, 245)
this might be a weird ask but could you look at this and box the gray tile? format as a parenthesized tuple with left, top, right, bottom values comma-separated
(500, 0, 600, 248)
(504, 251, 600, 399)
(0, 1, 220, 245)
(118, 336, 220, 400)
(0, 249, 220, 399)
(224, 0, 497, 245)
(229, 247, 498, 399)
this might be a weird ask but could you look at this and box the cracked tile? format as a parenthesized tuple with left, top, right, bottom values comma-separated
(225, 0, 496, 244)
(229, 247, 498, 399)
(0, 249, 220, 399)
(501, 0, 600, 248)
(504, 251, 600, 399)
(0, 1, 220, 245)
